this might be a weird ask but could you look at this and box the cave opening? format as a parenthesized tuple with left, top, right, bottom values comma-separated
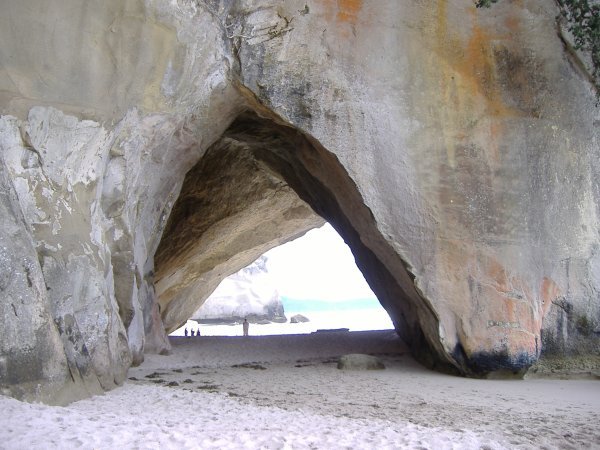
(168, 223, 396, 337)
(152, 108, 448, 370)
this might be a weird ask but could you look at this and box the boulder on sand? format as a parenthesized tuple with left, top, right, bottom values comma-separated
(337, 354, 385, 371)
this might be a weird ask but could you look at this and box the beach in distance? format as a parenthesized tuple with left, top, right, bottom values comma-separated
(173, 297, 395, 337)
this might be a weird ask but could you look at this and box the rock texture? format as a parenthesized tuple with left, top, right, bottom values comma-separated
(0, 156, 73, 404)
(337, 354, 385, 371)
(192, 256, 287, 325)
(290, 314, 310, 324)
(154, 133, 322, 332)
(0, 0, 599, 402)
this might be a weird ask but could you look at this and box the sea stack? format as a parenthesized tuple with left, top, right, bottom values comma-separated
(192, 256, 287, 325)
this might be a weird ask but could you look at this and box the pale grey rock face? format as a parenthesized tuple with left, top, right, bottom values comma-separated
(0, 108, 131, 399)
(0, 0, 598, 402)
(192, 256, 286, 324)
(0, 154, 73, 404)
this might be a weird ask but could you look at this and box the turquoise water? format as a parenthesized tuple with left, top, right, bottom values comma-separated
(172, 301, 394, 336)
(281, 297, 381, 312)
(171, 297, 392, 336)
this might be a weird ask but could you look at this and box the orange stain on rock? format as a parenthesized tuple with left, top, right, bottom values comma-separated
(504, 14, 521, 33)
(321, 0, 363, 24)
(428, 0, 523, 169)
(456, 24, 515, 118)
(432, 1, 520, 119)
(485, 257, 510, 293)
(540, 277, 561, 317)
(337, 0, 363, 23)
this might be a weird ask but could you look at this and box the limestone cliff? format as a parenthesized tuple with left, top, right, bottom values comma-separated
(0, 0, 598, 403)
(192, 256, 286, 324)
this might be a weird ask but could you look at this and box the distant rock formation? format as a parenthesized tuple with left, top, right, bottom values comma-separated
(192, 256, 286, 324)
(290, 314, 310, 324)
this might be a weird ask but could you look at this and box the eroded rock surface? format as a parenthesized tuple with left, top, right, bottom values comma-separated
(291, 314, 310, 324)
(0, 155, 73, 404)
(192, 256, 287, 325)
(223, 0, 600, 374)
(154, 135, 322, 332)
(0, 0, 599, 402)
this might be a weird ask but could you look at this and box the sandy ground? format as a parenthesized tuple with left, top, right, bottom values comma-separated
(130, 331, 600, 449)
(2, 330, 599, 449)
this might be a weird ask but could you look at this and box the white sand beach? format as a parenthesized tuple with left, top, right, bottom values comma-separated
(1, 330, 599, 449)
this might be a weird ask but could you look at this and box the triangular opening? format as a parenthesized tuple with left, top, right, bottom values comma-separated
(153, 109, 448, 372)
(169, 223, 394, 337)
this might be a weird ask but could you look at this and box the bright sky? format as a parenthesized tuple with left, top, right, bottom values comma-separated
(264, 223, 377, 302)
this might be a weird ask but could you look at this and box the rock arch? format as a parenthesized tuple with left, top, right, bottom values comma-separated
(0, 0, 598, 404)
(153, 107, 449, 371)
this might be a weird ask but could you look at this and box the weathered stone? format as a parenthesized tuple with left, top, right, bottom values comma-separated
(0, 107, 132, 398)
(223, 0, 600, 375)
(0, 0, 598, 402)
(290, 314, 310, 324)
(192, 256, 288, 325)
(154, 136, 323, 332)
(0, 151, 73, 404)
(337, 354, 385, 371)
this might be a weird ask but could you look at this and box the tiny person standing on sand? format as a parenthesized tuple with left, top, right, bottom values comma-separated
(243, 318, 249, 336)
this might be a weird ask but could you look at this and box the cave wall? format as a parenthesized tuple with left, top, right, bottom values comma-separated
(0, 0, 244, 402)
(0, 0, 598, 402)
(225, 0, 600, 371)
(154, 135, 323, 333)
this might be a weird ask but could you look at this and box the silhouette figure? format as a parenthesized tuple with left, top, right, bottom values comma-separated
(184, 328, 188, 337)
(243, 318, 249, 336)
